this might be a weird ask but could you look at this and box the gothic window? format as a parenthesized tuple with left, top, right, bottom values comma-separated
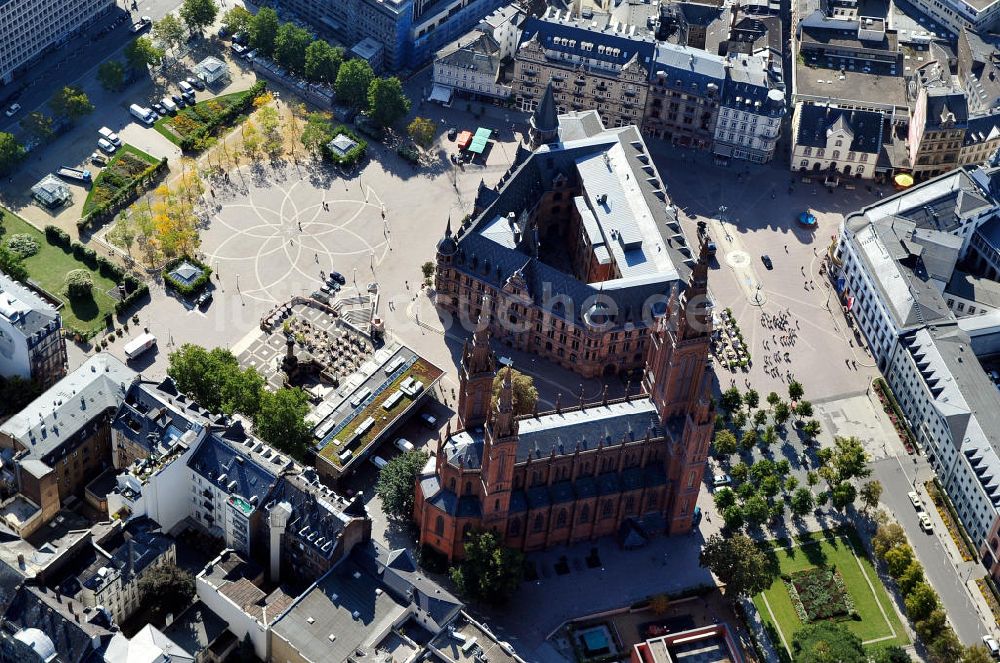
(464, 481, 472, 495)
(556, 510, 567, 528)
(533, 514, 545, 532)
(434, 516, 445, 536)
(579, 504, 590, 523)
(602, 500, 614, 518)
(509, 518, 522, 536)
(624, 495, 635, 514)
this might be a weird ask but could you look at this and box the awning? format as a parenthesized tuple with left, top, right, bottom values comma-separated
(429, 84, 452, 104)
(894, 173, 914, 189)
(468, 127, 492, 154)
(846, 295, 855, 311)
(456, 131, 473, 149)
(714, 144, 734, 157)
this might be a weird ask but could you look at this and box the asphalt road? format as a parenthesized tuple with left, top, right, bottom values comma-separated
(873, 455, 990, 646)
(0, 0, 184, 131)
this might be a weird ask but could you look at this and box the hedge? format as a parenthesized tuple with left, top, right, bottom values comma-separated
(319, 125, 367, 166)
(115, 277, 149, 314)
(78, 157, 169, 231)
(177, 81, 267, 152)
(162, 255, 212, 296)
(44, 225, 72, 247)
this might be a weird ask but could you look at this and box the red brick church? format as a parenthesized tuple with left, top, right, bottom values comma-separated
(414, 241, 715, 560)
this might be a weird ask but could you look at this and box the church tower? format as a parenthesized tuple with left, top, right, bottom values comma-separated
(457, 301, 497, 429)
(481, 367, 518, 525)
(528, 81, 559, 150)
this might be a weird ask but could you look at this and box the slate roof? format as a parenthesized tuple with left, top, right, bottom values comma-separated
(0, 353, 135, 463)
(161, 600, 229, 660)
(924, 89, 969, 130)
(1, 585, 112, 663)
(650, 42, 726, 87)
(80, 531, 173, 593)
(187, 432, 278, 508)
(945, 271, 1000, 309)
(263, 472, 353, 564)
(963, 113, 1000, 146)
(437, 30, 503, 78)
(794, 104, 884, 153)
(112, 378, 212, 459)
(0, 271, 60, 339)
(518, 12, 656, 73)
(961, 28, 1000, 111)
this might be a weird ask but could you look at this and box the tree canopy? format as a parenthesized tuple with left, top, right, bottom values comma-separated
(137, 564, 194, 621)
(300, 112, 334, 154)
(490, 369, 538, 417)
(304, 40, 343, 84)
(367, 76, 410, 127)
(254, 387, 313, 458)
(273, 22, 313, 75)
(97, 60, 126, 91)
(0, 133, 25, 177)
(335, 59, 375, 108)
(49, 86, 94, 121)
(450, 530, 524, 604)
(376, 451, 429, 520)
(407, 117, 436, 149)
(124, 36, 164, 70)
(699, 533, 776, 598)
(153, 14, 186, 53)
(792, 622, 866, 663)
(222, 6, 252, 35)
(249, 7, 280, 56)
(180, 0, 218, 34)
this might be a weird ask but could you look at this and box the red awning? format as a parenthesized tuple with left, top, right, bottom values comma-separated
(846, 295, 855, 311)
(456, 131, 473, 149)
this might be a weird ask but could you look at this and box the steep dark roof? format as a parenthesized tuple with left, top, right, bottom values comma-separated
(924, 90, 969, 129)
(1, 586, 111, 663)
(795, 104, 884, 153)
(533, 82, 559, 133)
(518, 14, 656, 73)
(112, 379, 212, 458)
(437, 30, 503, 77)
(187, 433, 278, 507)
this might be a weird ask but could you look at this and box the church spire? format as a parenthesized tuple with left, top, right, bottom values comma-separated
(679, 236, 712, 338)
(491, 366, 517, 438)
(529, 81, 560, 149)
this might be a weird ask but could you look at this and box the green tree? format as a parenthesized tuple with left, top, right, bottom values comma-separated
(732, 410, 747, 431)
(884, 544, 914, 578)
(421, 261, 436, 279)
(794, 399, 813, 419)
(109, 214, 137, 257)
(300, 111, 334, 154)
(806, 471, 819, 487)
(222, 6, 252, 34)
(49, 86, 94, 121)
(254, 387, 312, 458)
(788, 379, 805, 401)
(334, 58, 375, 108)
(740, 428, 757, 452)
(752, 409, 767, 429)
(875, 645, 912, 663)
(19, 112, 53, 141)
(699, 533, 775, 598)
(407, 116, 436, 149)
(859, 479, 883, 514)
(962, 645, 996, 663)
(367, 76, 410, 127)
(791, 487, 814, 516)
(760, 475, 781, 498)
(490, 368, 538, 417)
(713, 429, 737, 457)
(730, 461, 750, 483)
(97, 60, 126, 91)
(915, 609, 947, 643)
(830, 481, 857, 511)
(273, 22, 313, 75)
(784, 476, 798, 493)
(792, 622, 865, 663)
(743, 495, 769, 526)
(766, 391, 781, 409)
(873, 522, 908, 558)
(759, 425, 776, 451)
(450, 530, 524, 604)
(256, 105, 283, 157)
(721, 504, 744, 529)
(166, 344, 264, 416)
(713, 487, 736, 511)
(743, 388, 759, 412)
(719, 386, 742, 414)
(0, 133, 25, 177)
(929, 629, 963, 663)
(904, 582, 938, 622)
(64, 269, 93, 299)
(773, 401, 791, 426)
(153, 14, 186, 53)
(801, 419, 822, 439)
(180, 0, 218, 34)
(831, 436, 872, 482)
(249, 6, 280, 56)
(137, 564, 194, 621)
(898, 560, 924, 595)
(376, 451, 430, 520)
(749, 459, 775, 483)
(304, 40, 343, 83)
(124, 36, 164, 70)
(775, 459, 790, 476)
(768, 501, 785, 523)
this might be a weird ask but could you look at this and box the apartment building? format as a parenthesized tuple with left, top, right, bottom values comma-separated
(713, 54, 785, 162)
(958, 28, 1000, 114)
(511, 9, 655, 130)
(905, 0, 1000, 35)
(0, 0, 115, 85)
(644, 44, 724, 148)
(791, 103, 885, 180)
(0, 272, 67, 389)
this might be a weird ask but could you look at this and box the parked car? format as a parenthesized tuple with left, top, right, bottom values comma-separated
(908, 491, 923, 510)
(982, 635, 999, 659)
(394, 438, 415, 453)
(171, 94, 186, 108)
(371, 455, 388, 470)
(231, 43, 247, 56)
(232, 31, 248, 45)
(152, 102, 167, 116)
(186, 77, 205, 90)
(97, 138, 116, 154)
(712, 473, 732, 487)
(195, 291, 212, 308)
(181, 90, 195, 104)
(918, 513, 933, 533)
(420, 413, 438, 429)
(89, 153, 108, 166)
(761, 254, 773, 270)
(329, 271, 346, 285)
(5, 103, 20, 117)
(178, 80, 195, 94)
(244, 48, 258, 61)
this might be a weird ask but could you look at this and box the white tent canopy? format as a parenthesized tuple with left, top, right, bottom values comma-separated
(194, 56, 229, 84)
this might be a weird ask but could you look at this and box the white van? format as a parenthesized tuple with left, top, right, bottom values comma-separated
(129, 104, 155, 124)
(371, 455, 388, 469)
(123, 333, 157, 360)
(394, 438, 415, 453)
(160, 97, 178, 113)
(98, 126, 121, 146)
(178, 80, 194, 94)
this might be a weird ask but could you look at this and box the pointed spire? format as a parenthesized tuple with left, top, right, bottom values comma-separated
(445, 215, 452, 237)
(534, 81, 559, 133)
(555, 393, 562, 414)
(498, 366, 513, 415)
(602, 384, 609, 406)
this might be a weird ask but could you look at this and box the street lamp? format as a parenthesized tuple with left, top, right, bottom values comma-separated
(353, 267, 358, 292)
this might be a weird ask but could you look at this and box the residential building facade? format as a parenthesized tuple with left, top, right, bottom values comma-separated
(0, 272, 67, 389)
(0, 0, 115, 85)
(712, 55, 785, 162)
(434, 31, 513, 102)
(791, 103, 884, 180)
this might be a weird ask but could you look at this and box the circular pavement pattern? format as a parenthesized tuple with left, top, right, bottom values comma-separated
(726, 250, 751, 269)
(202, 170, 390, 305)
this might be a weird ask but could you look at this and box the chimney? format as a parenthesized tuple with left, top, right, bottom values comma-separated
(268, 501, 293, 582)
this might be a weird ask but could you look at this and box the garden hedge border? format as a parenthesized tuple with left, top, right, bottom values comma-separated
(176, 81, 267, 152)
(319, 125, 367, 166)
(162, 255, 212, 297)
(78, 157, 168, 230)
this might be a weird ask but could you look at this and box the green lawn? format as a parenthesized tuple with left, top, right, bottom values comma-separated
(154, 91, 249, 147)
(753, 529, 909, 658)
(82, 143, 160, 215)
(0, 208, 118, 337)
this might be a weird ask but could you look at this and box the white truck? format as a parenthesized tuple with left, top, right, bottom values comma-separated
(98, 126, 121, 147)
(129, 104, 156, 124)
(56, 167, 92, 183)
(123, 333, 157, 360)
(160, 97, 178, 114)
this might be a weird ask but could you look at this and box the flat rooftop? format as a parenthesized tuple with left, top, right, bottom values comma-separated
(430, 614, 522, 662)
(795, 63, 907, 109)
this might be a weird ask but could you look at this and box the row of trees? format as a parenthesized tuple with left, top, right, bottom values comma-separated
(872, 523, 993, 663)
(1, 85, 94, 174)
(166, 344, 314, 459)
(335, 58, 411, 127)
(718, 382, 821, 441)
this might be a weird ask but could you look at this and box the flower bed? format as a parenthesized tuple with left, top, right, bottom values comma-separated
(873, 378, 915, 454)
(786, 567, 855, 622)
(162, 255, 212, 297)
(80, 144, 166, 229)
(925, 479, 975, 562)
(976, 577, 1000, 627)
(154, 82, 267, 151)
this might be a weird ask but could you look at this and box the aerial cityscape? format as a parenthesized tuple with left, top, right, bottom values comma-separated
(0, 0, 999, 661)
